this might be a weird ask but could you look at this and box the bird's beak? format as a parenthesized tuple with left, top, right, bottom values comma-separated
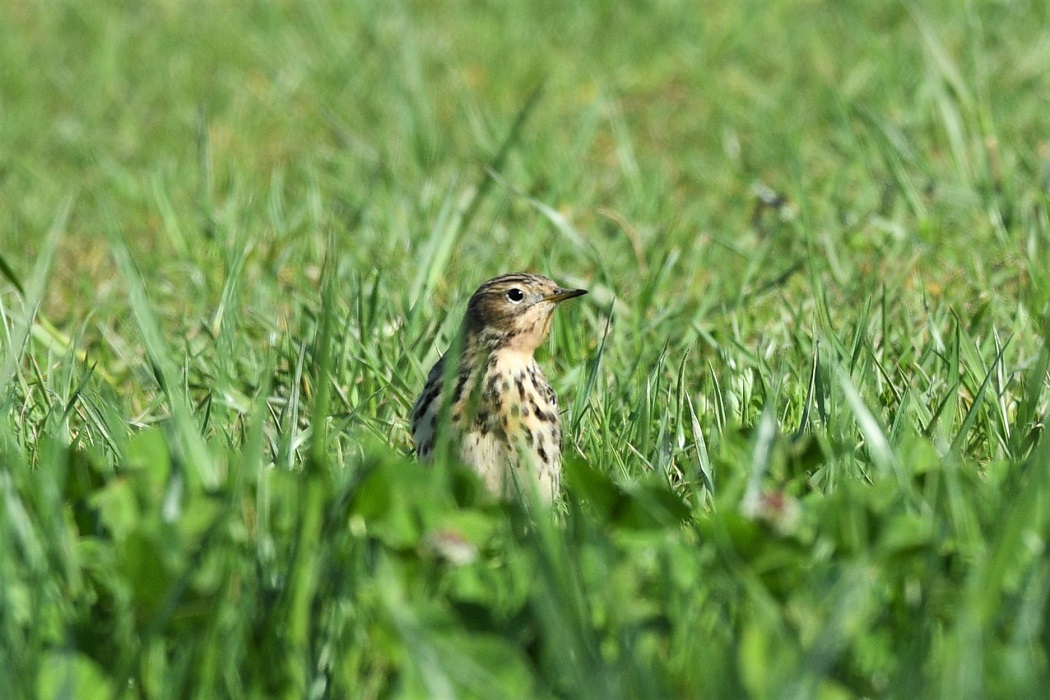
(546, 287, 588, 304)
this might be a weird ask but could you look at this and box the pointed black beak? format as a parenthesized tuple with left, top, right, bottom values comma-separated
(546, 287, 588, 303)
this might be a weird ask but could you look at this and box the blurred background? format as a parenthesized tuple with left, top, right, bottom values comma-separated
(4, 3, 1050, 697)
(4, 1, 1047, 334)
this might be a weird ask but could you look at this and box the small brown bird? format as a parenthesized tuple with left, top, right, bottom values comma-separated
(410, 273, 587, 503)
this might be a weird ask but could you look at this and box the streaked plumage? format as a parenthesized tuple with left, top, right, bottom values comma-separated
(410, 273, 587, 503)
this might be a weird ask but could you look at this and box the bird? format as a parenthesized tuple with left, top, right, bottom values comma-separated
(410, 273, 587, 503)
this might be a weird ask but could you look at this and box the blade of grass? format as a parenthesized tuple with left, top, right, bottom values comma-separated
(1, 195, 72, 396)
(105, 209, 217, 491)
(282, 236, 338, 697)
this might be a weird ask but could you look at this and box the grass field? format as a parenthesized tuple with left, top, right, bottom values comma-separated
(3, 1, 1050, 697)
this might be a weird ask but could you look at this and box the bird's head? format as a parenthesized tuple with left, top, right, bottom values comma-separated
(463, 273, 587, 353)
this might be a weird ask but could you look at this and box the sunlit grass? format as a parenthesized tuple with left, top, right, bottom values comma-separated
(2, 0, 1049, 697)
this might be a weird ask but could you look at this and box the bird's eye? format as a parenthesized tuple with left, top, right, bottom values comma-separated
(505, 288, 525, 303)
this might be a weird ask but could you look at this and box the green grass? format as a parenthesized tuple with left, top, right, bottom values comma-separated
(2, 0, 1050, 697)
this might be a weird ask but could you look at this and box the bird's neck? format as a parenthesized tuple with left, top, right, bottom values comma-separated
(459, 337, 537, 378)
(489, 347, 538, 374)
(470, 321, 550, 356)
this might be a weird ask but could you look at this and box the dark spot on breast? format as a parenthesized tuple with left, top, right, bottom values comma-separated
(522, 426, 532, 444)
(537, 444, 549, 464)
(511, 403, 521, 418)
(452, 373, 469, 404)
